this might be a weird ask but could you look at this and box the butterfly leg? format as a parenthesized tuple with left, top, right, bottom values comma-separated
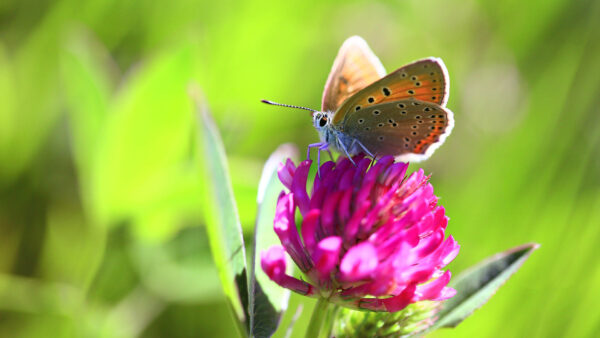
(316, 143, 330, 177)
(353, 139, 375, 158)
(335, 135, 356, 166)
(307, 142, 325, 160)
(326, 149, 334, 161)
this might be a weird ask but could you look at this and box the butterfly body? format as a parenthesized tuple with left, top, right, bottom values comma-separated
(313, 113, 365, 157)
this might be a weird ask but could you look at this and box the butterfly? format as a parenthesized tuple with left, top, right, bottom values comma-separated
(263, 35, 454, 165)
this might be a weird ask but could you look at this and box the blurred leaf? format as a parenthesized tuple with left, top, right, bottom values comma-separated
(0, 43, 16, 165)
(1, 314, 76, 338)
(102, 286, 164, 337)
(86, 227, 139, 305)
(195, 95, 249, 335)
(430, 243, 540, 331)
(91, 43, 199, 239)
(60, 27, 116, 207)
(0, 44, 19, 272)
(40, 203, 106, 291)
(249, 144, 298, 338)
(130, 239, 223, 303)
(0, 274, 82, 315)
(0, 5, 65, 183)
(229, 155, 264, 232)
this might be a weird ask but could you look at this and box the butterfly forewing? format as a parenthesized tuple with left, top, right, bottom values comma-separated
(321, 36, 386, 113)
(332, 58, 449, 125)
(341, 100, 454, 161)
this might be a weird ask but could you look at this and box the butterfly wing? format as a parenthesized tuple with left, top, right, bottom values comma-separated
(341, 100, 454, 162)
(332, 58, 449, 125)
(321, 36, 387, 113)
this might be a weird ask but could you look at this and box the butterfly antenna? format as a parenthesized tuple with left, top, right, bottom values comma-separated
(261, 99, 318, 113)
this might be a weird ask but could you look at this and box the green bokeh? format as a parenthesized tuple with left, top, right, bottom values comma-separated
(1, 0, 599, 336)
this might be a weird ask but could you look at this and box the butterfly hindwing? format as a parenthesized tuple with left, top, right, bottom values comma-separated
(332, 58, 449, 125)
(341, 100, 454, 161)
(321, 36, 386, 113)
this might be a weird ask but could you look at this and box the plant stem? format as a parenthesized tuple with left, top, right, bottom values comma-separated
(321, 304, 340, 337)
(305, 298, 330, 338)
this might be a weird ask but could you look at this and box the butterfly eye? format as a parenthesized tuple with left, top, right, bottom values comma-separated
(319, 117, 327, 127)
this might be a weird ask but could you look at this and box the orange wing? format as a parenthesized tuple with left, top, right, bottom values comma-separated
(321, 36, 386, 113)
(332, 58, 449, 125)
(342, 100, 454, 162)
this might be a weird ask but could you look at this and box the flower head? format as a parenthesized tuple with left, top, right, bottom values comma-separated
(261, 156, 459, 312)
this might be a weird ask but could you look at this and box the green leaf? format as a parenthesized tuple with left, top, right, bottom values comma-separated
(0, 6, 64, 183)
(91, 44, 198, 239)
(0, 42, 16, 169)
(195, 94, 249, 335)
(40, 203, 106, 291)
(60, 28, 116, 209)
(249, 144, 298, 338)
(0, 274, 82, 315)
(430, 243, 540, 330)
(130, 237, 223, 303)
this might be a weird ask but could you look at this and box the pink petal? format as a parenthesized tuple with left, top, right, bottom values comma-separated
(338, 189, 353, 226)
(312, 161, 336, 192)
(434, 286, 457, 301)
(355, 177, 376, 205)
(261, 245, 287, 283)
(320, 190, 343, 238)
(291, 160, 311, 216)
(382, 284, 416, 312)
(375, 225, 420, 260)
(308, 186, 326, 211)
(403, 267, 436, 285)
(433, 206, 448, 230)
(314, 236, 342, 279)
(361, 188, 395, 234)
(335, 156, 354, 174)
(415, 270, 452, 301)
(277, 159, 296, 189)
(274, 193, 311, 271)
(338, 165, 355, 190)
(340, 242, 378, 282)
(417, 228, 444, 257)
(441, 236, 460, 266)
(353, 158, 372, 186)
(300, 209, 321, 254)
(344, 200, 370, 243)
(260, 246, 316, 296)
(383, 162, 408, 186)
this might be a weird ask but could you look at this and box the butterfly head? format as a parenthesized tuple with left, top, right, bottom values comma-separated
(313, 111, 332, 131)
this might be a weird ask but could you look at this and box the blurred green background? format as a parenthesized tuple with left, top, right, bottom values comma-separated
(1, 0, 599, 336)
